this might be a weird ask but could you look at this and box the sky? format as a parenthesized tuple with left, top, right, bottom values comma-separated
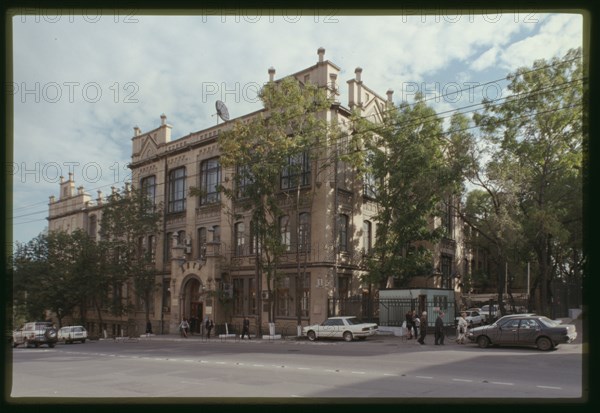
(9, 10, 584, 247)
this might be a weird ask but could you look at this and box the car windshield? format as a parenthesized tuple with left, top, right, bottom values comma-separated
(538, 317, 562, 327)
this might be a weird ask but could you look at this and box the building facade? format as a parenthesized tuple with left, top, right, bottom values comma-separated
(48, 48, 472, 337)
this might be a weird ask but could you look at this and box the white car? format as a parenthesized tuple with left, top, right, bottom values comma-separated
(303, 316, 378, 342)
(58, 326, 87, 344)
(480, 305, 501, 322)
(456, 310, 483, 327)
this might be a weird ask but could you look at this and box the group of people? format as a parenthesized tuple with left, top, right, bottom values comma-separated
(404, 310, 469, 345)
(178, 318, 214, 338)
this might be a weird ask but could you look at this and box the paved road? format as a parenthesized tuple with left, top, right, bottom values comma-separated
(9, 330, 585, 401)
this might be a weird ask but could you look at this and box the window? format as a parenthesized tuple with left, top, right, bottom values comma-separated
(279, 216, 290, 251)
(275, 274, 311, 318)
(141, 175, 157, 205)
(298, 213, 310, 251)
(363, 152, 377, 198)
(234, 222, 245, 256)
(363, 220, 372, 254)
(441, 254, 452, 289)
(200, 158, 221, 204)
(88, 215, 97, 239)
(276, 276, 291, 317)
(281, 151, 310, 189)
(148, 235, 156, 263)
(164, 232, 172, 262)
(232, 277, 257, 316)
(338, 214, 349, 252)
(441, 197, 454, 238)
(197, 227, 207, 259)
(212, 225, 221, 242)
(236, 164, 254, 199)
(250, 219, 262, 255)
(168, 167, 186, 213)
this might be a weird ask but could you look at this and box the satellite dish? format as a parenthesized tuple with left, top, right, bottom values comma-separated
(215, 100, 230, 123)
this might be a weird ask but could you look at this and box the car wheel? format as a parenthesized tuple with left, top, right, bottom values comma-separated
(307, 331, 317, 341)
(343, 331, 353, 342)
(477, 336, 490, 348)
(536, 337, 554, 351)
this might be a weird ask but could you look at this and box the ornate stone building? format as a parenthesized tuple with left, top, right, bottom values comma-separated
(48, 48, 472, 336)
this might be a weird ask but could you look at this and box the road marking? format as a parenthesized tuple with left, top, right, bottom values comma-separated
(537, 385, 562, 390)
(490, 382, 514, 386)
(351, 371, 366, 375)
(416, 376, 433, 379)
(452, 379, 473, 383)
(297, 367, 310, 370)
(199, 360, 208, 363)
(215, 361, 226, 365)
(325, 369, 337, 373)
(383, 373, 398, 377)
(253, 364, 264, 367)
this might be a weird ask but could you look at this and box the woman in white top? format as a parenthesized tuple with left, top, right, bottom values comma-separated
(456, 312, 468, 344)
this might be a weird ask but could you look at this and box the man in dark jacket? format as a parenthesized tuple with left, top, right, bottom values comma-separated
(434, 312, 445, 345)
(418, 311, 427, 344)
(241, 316, 251, 339)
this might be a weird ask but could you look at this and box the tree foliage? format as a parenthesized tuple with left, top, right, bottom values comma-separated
(356, 94, 472, 288)
(215, 76, 333, 324)
(471, 47, 584, 315)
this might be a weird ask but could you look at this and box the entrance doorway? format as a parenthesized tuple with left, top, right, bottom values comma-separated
(190, 301, 203, 334)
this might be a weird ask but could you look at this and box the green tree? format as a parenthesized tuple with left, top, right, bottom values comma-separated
(473, 47, 584, 316)
(214, 76, 333, 330)
(357, 95, 470, 289)
(99, 186, 163, 327)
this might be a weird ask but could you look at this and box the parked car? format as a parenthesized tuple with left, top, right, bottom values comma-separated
(58, 326, 88, 344)
(303, 316, 378, 342)
(467, 314, 577, 351)
(456, 310, 483, 327)
(12, 321, 58, 348)
(479, 304, 501, 322)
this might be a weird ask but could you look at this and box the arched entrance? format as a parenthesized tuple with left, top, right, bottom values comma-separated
(182, 277, 204, 334)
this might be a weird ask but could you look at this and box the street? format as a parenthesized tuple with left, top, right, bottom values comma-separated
(8, 332, 585, 402)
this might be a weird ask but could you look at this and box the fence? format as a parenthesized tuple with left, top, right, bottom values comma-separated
(328, 298, 457, 327)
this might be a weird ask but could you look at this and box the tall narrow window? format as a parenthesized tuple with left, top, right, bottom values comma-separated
(441, 254, 453, 289)
(236, 164, 254, 199)
(200, 158, 221, 204)
(250, 219, 262, 255)
(141, 175, 157, 205)
(197, 227, 207, 259)
(234, 222, 245, 256)
(168, 168, 186, 213)
(281, 151, 310, 189)
(363, 152, 377, 198)
(212, 225, 221, 242)
(338, 214, 349, 252)
(363, 220, 372, 254)
(298, 212, 310, 251)
(148, 235, 156, 263)
(279, 216, 290, 251)
(441, 197, 454, 238)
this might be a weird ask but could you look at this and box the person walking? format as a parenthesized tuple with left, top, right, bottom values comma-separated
(179, 318, 190, 338)
(417, 311, 427, 344)
(241, 316, 251, 340)
(411, 310, 419, 339)
(405, 310, 414, 339)
(145, 321, 153, 337)
(205, 318, 214, 339)
(456, 312, 468, 344)
(434, 312, 445, 345)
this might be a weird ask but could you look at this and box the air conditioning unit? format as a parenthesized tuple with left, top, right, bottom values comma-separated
(261, 291, 270, 300)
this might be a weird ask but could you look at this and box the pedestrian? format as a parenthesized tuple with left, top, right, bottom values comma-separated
(145, 321, 153, 337)
(434, 312, 445, 345)
(411, 310, 419, 338)
(241, 316, 251, 339)
(417, 311, 427, 344)
(405, 310, 414, 339)
(456, 312, 468, 344)
(179, 318, 189, 338)
(205, 318, 214, 339)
